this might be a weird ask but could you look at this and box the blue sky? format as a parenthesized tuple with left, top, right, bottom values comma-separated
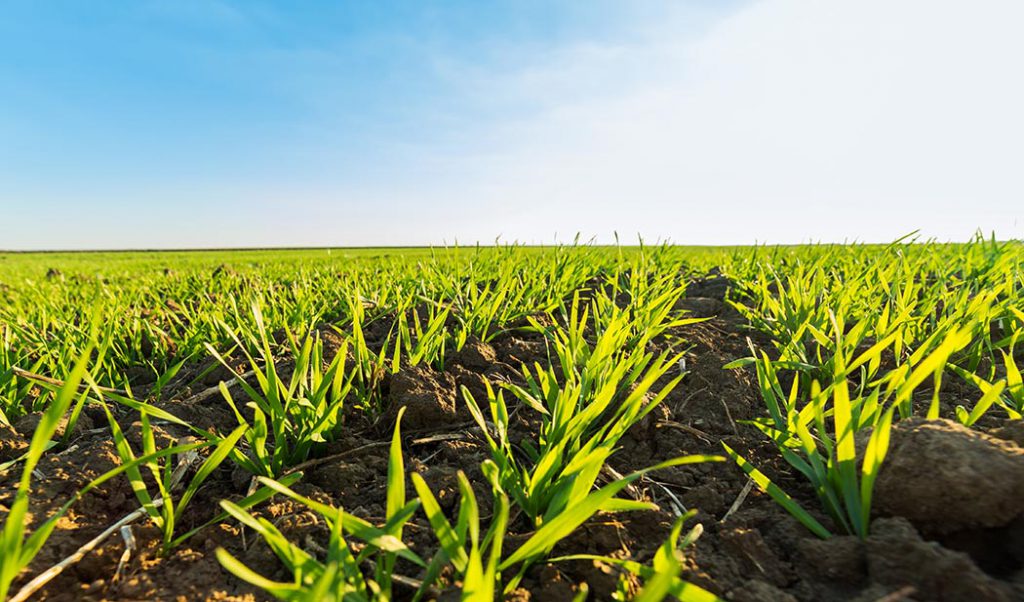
(1, 0, 1021, 249)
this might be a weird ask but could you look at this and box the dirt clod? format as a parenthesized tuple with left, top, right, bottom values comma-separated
(727, 579, 799, 602)
(866, 517, 1014, 602)
(676, 296, 725, 318)
(873, 418, 1024, 534)
(388, 365, 459, 430)
(796, 536, 865, 585)
(686, 275, 732, 300)
(0, 421, 28, 462)
(451, 338, 497, 371)
(719, 528, 794, 588)
(13, 411, 94, 440)
(990, 420, 1024, 448)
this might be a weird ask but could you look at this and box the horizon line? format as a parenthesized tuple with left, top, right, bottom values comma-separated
(2, 238, 1019, 255)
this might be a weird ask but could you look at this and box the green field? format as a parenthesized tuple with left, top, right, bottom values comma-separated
(1, 238, 1022, 601)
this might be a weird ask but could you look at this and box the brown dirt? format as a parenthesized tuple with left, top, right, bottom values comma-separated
(2, 283, 1023, 601)
(0, 421, 28, 463)
(386, 365, 462, 431)
(872, 418, 1024, 535)
(864, 517, 1015, 601)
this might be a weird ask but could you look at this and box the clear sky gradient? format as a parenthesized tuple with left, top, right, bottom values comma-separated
(2, 0, 1022, 250)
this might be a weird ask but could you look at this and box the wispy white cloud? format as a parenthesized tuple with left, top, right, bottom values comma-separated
(333, 0, 1024, 245)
